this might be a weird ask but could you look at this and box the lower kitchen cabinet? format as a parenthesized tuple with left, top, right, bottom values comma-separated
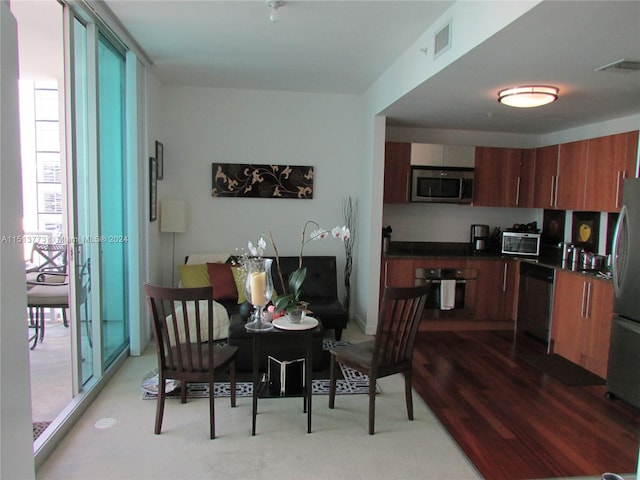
(469, 259, 518, 322)
(381, 258, 415, 288)
(550, 269, 614, 378)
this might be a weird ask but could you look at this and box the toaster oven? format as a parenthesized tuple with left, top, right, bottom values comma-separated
(501, 232, 541, 256)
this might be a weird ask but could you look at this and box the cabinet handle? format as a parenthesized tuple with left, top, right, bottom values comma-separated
(384, 262, 388, 287)
(550, 175, 556, 207)
(581, 281, 587, 318)
(515, 177, 521, 206)
(616, 171, 624, 208)
(585, 281, 592, 318)
(405, 173, 410, 202)
(502, 263, 508, 292)
(552, 175, 559, 207)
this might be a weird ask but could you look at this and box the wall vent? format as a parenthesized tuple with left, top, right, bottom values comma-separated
(434, 21, 451, 59)
(596, 59, 640, 73)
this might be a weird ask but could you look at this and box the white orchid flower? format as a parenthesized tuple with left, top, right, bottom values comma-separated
(332, 226, 350, 240)
(310, 228, 329, 240)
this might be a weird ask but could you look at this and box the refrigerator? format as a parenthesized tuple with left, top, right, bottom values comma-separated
(607, 178, 640, 409)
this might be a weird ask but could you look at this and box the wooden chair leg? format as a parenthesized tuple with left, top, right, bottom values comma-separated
(328, 353, 337, 409)
(405, 369, 414, 420)
(155, 379, 166, 435)
(368, 377, 376, 435)
(180, 382, 187, 404)
(209, 378, 215, 439)
(229, 362, 237, 408)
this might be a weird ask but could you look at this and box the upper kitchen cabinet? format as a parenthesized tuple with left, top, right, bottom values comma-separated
(556, 139, 589, 210)
(383, 142, 411, 203)
(410, 143, 475, 168)
(583, 131, 639, 212)
(534, 131, 639, 212)
(532, 144, 559, 208)
(473, 147, 534, 207)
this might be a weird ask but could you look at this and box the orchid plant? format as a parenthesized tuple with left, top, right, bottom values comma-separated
(245, 220, 350, 314)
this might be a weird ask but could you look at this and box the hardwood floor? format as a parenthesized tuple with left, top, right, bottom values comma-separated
(412, 330, 640, 480)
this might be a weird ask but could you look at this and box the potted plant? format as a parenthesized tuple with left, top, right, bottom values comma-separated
(273, 266, 307, 318)
(245, 220, 350, 320)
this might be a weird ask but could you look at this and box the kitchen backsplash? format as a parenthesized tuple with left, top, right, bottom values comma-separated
(383, 203, 613, 255)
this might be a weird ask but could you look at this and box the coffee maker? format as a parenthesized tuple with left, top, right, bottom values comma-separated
(470, 224, 490, 253)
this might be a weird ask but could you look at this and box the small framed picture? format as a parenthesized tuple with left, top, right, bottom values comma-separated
(155, 141, 164, 180)
(572, 211, 600, 252)
(149, 157, 158, 221)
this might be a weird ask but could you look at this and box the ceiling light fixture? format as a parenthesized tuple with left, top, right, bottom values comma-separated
(497, 85, 559, 108)
(267, 1, 284, 23)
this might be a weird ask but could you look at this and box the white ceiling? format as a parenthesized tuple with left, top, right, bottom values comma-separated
(104, 0, 454, 94)
(14, 1, 640, 135)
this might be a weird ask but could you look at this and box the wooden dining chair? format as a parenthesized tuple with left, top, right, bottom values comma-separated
(144, 283, 238, 439)
(328, 284, 430, 434)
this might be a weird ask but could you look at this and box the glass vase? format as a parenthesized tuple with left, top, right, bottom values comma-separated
(244, 257, 274, 332)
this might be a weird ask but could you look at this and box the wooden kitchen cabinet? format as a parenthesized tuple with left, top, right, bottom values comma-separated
(381, 258, 415, 288)
(383, 142, 411, 203)
(551, 269, 614, 378)
(556, 139, 589, 210)
(532, 144, 559, 208)
(533, 131, 639, 211)
(473, 147, 534, 207)
(583, 131, 639, 212)
(469, 259, 518, 321)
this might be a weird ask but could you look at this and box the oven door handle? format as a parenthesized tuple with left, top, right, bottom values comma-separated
(429, 279, 466, 284)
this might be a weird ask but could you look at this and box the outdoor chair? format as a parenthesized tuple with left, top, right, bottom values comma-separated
(26, 242, 69, 347)
(328, 284, 430, 434)
(144, 283, 238, 439)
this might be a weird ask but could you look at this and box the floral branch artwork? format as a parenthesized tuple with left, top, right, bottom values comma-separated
(342, 196, 357, 310)
(211, 163, 314, 199)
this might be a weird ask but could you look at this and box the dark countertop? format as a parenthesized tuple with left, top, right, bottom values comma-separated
(383, 241, 612, 281)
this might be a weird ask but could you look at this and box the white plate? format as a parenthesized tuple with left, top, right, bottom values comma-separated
(141, 376, 180, 395)
(272, 316, 319, 331)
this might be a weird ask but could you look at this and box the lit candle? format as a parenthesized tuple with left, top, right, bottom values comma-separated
(250, 271, 266, 305)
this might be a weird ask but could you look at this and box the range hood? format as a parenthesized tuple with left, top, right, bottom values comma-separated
(410, 143, 475, 168)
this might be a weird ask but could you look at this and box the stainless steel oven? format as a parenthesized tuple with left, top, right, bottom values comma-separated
(415, 267, 477, 319)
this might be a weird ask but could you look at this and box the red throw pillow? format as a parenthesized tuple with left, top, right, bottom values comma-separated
(206, 263, 238, 302)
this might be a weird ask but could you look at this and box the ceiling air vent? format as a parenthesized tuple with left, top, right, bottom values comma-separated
(434, 21, 451, 59)
(596, 59, 640, 73)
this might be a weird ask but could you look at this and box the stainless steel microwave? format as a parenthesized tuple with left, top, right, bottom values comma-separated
(410, 166, 474, 204)
(501, 232, 541, 256)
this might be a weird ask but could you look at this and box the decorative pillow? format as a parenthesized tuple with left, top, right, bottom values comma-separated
(178, 264, 211, 288)
(230, 266, 247, 304)
(207, 263, 238, 302)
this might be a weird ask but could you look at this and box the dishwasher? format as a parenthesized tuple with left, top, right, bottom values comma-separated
(516, 262, 555, 353)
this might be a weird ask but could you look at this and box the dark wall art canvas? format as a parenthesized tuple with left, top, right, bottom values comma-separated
(212, 163, 314, 199)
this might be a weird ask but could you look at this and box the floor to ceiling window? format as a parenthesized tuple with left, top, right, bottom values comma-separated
(8, 1, 145, 461)
(97, 33, 129, 368)
(68, 10, 133, 381)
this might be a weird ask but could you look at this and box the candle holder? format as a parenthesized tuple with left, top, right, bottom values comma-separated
(244, 257, 275, 332)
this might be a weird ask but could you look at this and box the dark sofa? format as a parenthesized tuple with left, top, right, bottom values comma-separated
(220, 255, 348, 341)
(268, 255, 349, 341)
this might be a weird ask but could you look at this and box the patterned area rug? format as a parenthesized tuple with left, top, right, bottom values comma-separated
(142, 340, 380, 400)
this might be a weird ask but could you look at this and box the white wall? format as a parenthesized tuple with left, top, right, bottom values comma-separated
(155, 84, 365, 313)
(0, 2, 37, 478)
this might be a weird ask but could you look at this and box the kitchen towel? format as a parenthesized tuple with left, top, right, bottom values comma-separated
(440, 279, 456, 310)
